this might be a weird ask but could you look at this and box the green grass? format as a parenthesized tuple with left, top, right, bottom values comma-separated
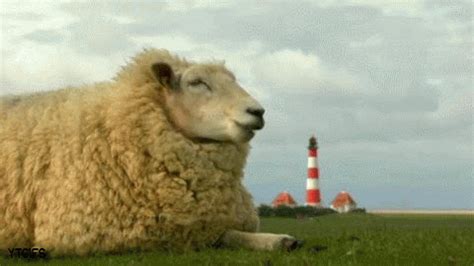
(2, 214, 473, 266)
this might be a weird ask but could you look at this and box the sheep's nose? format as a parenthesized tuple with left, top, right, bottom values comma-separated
(246, 107, 265, 118)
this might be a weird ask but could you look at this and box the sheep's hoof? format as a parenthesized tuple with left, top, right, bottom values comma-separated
(281, 237, 305, 251)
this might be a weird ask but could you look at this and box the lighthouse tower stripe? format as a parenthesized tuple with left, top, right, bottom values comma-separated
(306, 190, 321, 205)
(307, 157, 318, 168)
(307, 168, 319, 178)
(306, 178, 319, 189)
(307, 149, 319, 179)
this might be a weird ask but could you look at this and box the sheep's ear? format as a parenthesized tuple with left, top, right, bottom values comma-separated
(151, 63, 179, 89)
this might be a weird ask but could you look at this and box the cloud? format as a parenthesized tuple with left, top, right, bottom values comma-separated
(23, 29, 64, 43)
(252, 49, 358, 93)
(0, 42, 123, 94)
(312, 0, 426, 16)
(65, 15, 137, 55)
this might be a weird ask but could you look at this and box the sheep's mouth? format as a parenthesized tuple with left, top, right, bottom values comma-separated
(235, 117, 264, 131)
(234, 121, 263, 140)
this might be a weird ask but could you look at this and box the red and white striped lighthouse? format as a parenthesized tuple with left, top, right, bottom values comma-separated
(306, 135, 321, 207)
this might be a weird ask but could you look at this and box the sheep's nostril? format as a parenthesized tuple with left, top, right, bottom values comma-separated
(246, 107, 265, 118)
(254, 118, 265, 130)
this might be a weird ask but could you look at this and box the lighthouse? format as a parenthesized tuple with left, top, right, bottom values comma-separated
(306, 135, 321, 207)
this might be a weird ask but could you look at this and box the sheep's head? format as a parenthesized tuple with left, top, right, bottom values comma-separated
(152, 62, 265, 143)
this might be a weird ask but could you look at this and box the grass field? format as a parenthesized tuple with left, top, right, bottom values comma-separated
(2, 213, 473, 266)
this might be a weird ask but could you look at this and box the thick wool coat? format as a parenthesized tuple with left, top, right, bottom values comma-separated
(0, 49, 259, 256)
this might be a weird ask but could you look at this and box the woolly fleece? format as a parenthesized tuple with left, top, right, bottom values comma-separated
(0, 49, 259, 256)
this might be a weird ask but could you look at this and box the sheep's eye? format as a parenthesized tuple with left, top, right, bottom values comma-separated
(189, 79, 203, 86)
(189, 79, 211, 90)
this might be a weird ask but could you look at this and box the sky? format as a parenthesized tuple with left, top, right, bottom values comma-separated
(1, 0, 472, 209)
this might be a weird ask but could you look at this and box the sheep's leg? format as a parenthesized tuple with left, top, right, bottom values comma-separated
(219, 230, 303, 251)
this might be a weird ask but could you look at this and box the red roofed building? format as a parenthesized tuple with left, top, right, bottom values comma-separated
(330, 191, 357, 213)
(272, 191, 297, 207)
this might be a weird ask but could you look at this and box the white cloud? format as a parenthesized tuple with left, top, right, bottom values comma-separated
(252, 49, 359, 94)
(1, 41, 123, 94)
(0, 1, 75, 34)
(350, 0, 425, 16)
(349, 34, 383, 48)
(131, 34, 202, 54)
(431, 89, 472, 129)
(162, 0, 235, 12)
(309, 0, 426, 16)
(255, 49, 324, 89)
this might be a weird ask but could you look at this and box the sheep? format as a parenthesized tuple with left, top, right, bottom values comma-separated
(0, 49, 302, 256)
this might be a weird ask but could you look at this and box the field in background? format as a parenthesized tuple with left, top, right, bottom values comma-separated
(2, 214, 473, 266)
(369, 209, 474, 215)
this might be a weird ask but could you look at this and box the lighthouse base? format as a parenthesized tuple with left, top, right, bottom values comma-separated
(305, 203, 322, 208)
